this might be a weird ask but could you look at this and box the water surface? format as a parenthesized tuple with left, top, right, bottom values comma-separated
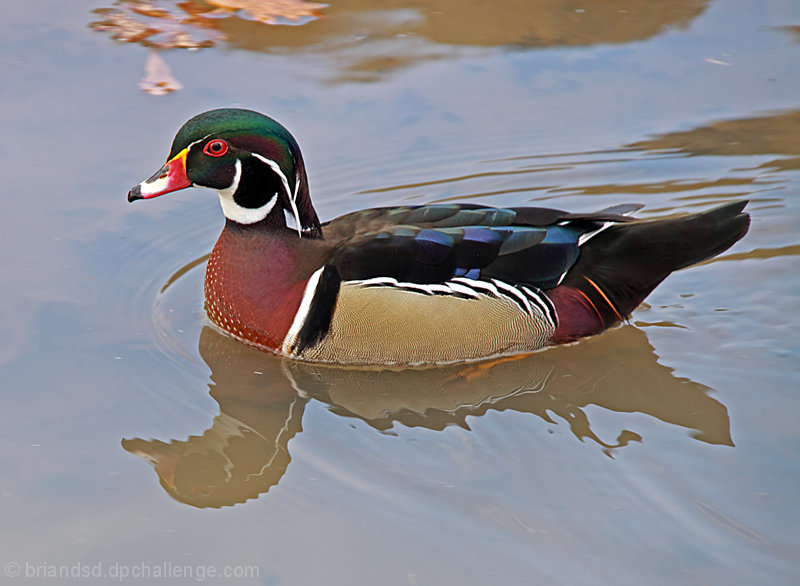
(1, 0, 799, 584)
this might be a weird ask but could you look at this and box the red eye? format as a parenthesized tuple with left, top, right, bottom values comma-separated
(203, 139, 229, 157)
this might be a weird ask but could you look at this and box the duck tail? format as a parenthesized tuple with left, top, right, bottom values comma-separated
(549, 201, 750, 342)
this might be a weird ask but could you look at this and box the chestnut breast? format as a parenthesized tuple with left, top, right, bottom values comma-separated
(205, 223, 333, 352)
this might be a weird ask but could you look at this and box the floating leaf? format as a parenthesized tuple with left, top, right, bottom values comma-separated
(139, 50, 183, 95)
(206, 0, 326, 26)
(91, 0, 328, 93)
(91, 0, 326, 49)
(90, 1, 226, 50)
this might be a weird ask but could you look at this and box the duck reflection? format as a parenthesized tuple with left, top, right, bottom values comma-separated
(122, 328, 305, 509)
(124, 324, 731, 508)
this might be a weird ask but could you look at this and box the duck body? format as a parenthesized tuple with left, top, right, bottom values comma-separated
(129, 108, 750, 366)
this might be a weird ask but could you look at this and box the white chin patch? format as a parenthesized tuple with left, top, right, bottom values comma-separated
(218, 192, 277, 225)
(215, 159, 277, 225)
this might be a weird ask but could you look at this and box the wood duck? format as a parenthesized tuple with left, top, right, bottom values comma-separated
(128, 108, 750, 366)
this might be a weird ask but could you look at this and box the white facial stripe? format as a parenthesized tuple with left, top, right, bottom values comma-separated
(186, 135, 211, 152)
(215, 159, 278, 225)
(252, 153, 302, 238)
(252, 153, 292, 200)
(286, 196, 302, 238)
(216, 158, 242, 200)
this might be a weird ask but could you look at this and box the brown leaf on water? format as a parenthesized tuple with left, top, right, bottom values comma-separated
(139, 50, 183, 95)
(90, 1, 226, 50)
(91, 0, 326, 50)
(206, 0, 326, 25)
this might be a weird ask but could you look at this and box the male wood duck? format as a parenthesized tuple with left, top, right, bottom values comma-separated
(128, 108, 750, 366)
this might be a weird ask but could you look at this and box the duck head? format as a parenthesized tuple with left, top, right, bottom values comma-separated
(128, 108, 322, 237)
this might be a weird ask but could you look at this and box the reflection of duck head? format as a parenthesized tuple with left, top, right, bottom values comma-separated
(125, 323, 731, 508)
(122, 328, 305, 508)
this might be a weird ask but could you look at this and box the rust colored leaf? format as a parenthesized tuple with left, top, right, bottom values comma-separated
(90, 1, 225, 50)
(91, 0, 326, 50)
(206, 0, 326, 25)
(139, 50, 183, 95)
(130, 4, 172, 18)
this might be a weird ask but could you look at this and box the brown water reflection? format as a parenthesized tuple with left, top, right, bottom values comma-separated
(93, 0, 707, 50)
(124, 324, 731, 508)
(630, 110, 800, 172)
(222, 0, 707, 50)
(472, 110, 800, 206)
(92, 0, 708, 84)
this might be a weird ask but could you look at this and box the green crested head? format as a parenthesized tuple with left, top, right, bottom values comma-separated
(169, 108, 298, 164)
(129, 108, 321, 236)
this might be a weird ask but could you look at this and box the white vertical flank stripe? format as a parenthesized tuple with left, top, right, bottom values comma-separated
(281, 267, 326, 355)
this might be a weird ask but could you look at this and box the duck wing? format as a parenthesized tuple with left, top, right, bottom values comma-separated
(323, 203, 642, 289)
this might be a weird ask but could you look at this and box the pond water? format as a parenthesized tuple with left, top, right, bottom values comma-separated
(1, 0, 799, 584)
